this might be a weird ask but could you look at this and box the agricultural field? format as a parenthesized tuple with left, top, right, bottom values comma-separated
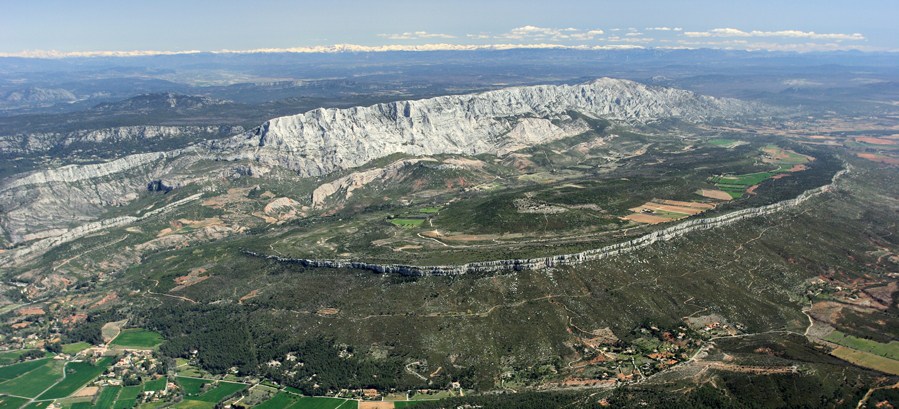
(143, 377, 167, 392)
(39, 357, 115, 399)
(388, 218, 425, 228)
(287, 397, 354, 409)
(253, 392, 298, 409)
(109, 329, 163, 349)
(825, 331, 899, 360)
(0, 359, 64, 398)
(94, 386, 121, 409)
(709, 145, 813, 198)
(175, 377, 209, 397)
(0, 350, 42, 366)
(0, 357, 50, 380)
(830, 347, 899, 376)
(623, 199, 715, 224)
(193, 381, 246, 402)
(62, 342, 92, 355)
(0, 396, 28, 409)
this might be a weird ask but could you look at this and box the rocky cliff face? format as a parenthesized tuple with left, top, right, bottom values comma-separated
(0, 125, 242, 155)
(217, 78, 757, 177)
(0, 150, 193, 244)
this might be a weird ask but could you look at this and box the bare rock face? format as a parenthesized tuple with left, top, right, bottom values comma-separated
(311, 158, 438, 208)
(217, 78, 757, 177)
(0, 125, 242, 155)
(0, 151, 191, 244)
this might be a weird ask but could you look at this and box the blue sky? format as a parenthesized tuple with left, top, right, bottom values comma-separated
(1, 0, 896, 56)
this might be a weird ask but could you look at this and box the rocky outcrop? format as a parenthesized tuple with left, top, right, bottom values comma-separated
(217, 78, 758, 177)
(0, 150, 195, 244)
(248, 167, 848, 276)
(0, 125, 241, 155)
(311, 158, 438, 207)
(1, 193, 203, 266)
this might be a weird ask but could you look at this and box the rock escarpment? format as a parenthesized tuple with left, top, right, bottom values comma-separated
(217, 78, 757, 177)
(0, 125, 241, 155)
(247, 167, 848, 276)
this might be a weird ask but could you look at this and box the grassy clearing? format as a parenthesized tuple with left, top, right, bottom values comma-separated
(143, 377, 167, 392)
(0, 359, 64, 398)
(394, 402, 426, 408)
(254, 392, 298, 409)
(62, 342, 92, 355)
(172, 401, 215, 409)
(176, 377, 209, 397)
(38, 357, 115, 400)
(0, 350, 42, 366)
(194, 381, 246, 402)
(389, 218, 425, 228)
(94, 386, 121, 409)
(825, 331, 899, 360)
(112, 398, 137, 409)
(109, 329, 163, 349)
(22, 402, 50, 409)
(418, 207, 441, 214)
(285, 397, 348, 409)
(830, 347, 899, 375)
(117, 385, 143, 401)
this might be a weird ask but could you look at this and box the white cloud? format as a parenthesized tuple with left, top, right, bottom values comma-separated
(625, 32, 644, 37)
(683, 28, 864, 41)
(646, 27, 683, 31)
(492, 26, 604, 41)
(377, 31, 456, 40)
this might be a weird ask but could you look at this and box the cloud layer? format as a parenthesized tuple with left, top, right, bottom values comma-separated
(683, 28, 864, 41)
(0, 26, 880, 58)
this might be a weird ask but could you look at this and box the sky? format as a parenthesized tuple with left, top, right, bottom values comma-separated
(1, 0, 897, 57)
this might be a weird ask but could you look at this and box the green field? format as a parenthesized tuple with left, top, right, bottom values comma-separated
(0, 350, 42, 366)
(0, 395, 28, 409)
(22, 402, 50, 409)
(418, 207, 441, 214)
(394, 402, 427, 408)
(0, 359, 64, 398)
(143, 377, 167, 392)
(171, 401, 214, 409)
(254, 392, 298, 409)
(117, 385, 143, 401)
(176, 377, 209, 396)
(826, 331, 899, 360)
(389, 218, 425, 228)
(94, 386, 121, 409)
(62, 342, 92, 355)
(194, 381, 246, 402)
(112, 398, 137, 409)
(109, 329, 164, 349)
(38, 357, 115, 400)
(0, 358, 50, 381)
(831, 347, 899, 376)
(286, 397, 349, 409)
